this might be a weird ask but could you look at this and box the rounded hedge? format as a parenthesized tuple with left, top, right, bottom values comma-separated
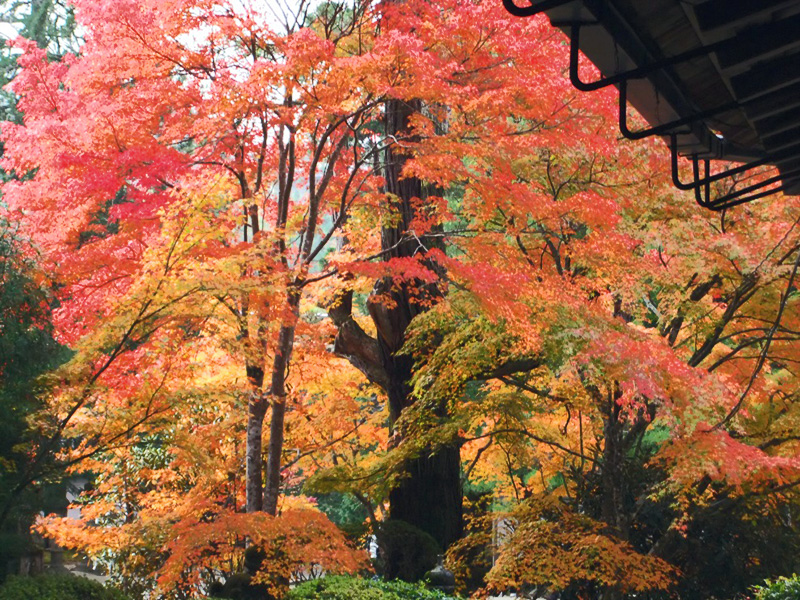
(286, 575, 459, 600)
(0, 573, 130, 600)
(375, 520, 441, 582)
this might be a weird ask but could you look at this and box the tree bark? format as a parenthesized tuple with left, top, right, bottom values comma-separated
(601, 396, 627, 539)
(389, 444, 463, 549)
(263, 291, 300, 516)
(245, 366, 266, 513)
(328, 97, 463, 555)
(262, 395, 286, 516)
(375, 97, 462, 552)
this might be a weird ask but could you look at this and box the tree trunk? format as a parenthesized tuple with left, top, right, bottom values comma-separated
(600, 387, 628, 541)
(263, 291, 300, 516)
(29, 0, 49, 49)
(389, 445, 463, 549)
(245, 403, 266, 512)
(329, 96, 464, 557)
(372, 97, 463, 553)
(263, 393, 287, 516)
(245, 366, 266, 513)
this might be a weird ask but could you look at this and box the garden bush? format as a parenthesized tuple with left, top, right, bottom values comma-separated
(754, 574, 800, 600)
(375, 520, 440, 582)
(286, 575, 459, 600)
(0, 573, 130, 600)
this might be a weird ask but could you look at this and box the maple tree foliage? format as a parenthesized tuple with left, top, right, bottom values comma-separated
(5, 0, 800, 596)
(395, 86, 800, 596)
(306, 3, 693, 594)
(1, 0, 615, 585)
(12, 178, 372, 594)
(315, 5, 800, 593)
(1, 0, 397, 591)
(320, 0, 629, 557)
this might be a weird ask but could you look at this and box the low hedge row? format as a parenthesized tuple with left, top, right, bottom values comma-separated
(0, 573, 130, 600)
(285, 576, 459, 600)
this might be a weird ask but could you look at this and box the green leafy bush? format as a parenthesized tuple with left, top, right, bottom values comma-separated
(375, 520, 440, 582)
(754, 575, 800, 600)
(286, 575, 460, 600)
(0, 573, 130, 600)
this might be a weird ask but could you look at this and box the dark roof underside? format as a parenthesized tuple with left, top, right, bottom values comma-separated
(511, 0, 800, 199)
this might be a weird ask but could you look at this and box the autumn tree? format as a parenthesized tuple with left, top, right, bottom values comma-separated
(308, 0, 631, 572)
(5, 0, 580, 590)
(3, 0, 609, 570)
(398, 89, 800, 596)
(1, 0, 410, 591)
(8, 0, 799, 597)
(323, 0, 626, 557)
(4, 0, 391, 507)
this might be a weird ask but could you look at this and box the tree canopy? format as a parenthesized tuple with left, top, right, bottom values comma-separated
(2, 0, 800, 598)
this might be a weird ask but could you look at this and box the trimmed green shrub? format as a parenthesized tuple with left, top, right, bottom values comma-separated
(286, 575, 459, 600)
(0, 573, 130, 600)
(375, 520, 440, 582)
(754, 574, 800, 600)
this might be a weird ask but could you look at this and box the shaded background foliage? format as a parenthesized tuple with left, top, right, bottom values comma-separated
(0, 222, 70, 579)
(0, 0, 76, 580)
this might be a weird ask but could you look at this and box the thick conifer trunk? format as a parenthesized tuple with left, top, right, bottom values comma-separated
(372, 98, 463, 553)
(330, 96, 463, 561)
(388, 443, 463, 549)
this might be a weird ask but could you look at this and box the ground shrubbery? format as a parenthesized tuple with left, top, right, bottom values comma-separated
(375, 521, 441, 583)
(755, 575, 800, 600)
(0, 573, 130, 600)
(286, 575, 459, 600)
